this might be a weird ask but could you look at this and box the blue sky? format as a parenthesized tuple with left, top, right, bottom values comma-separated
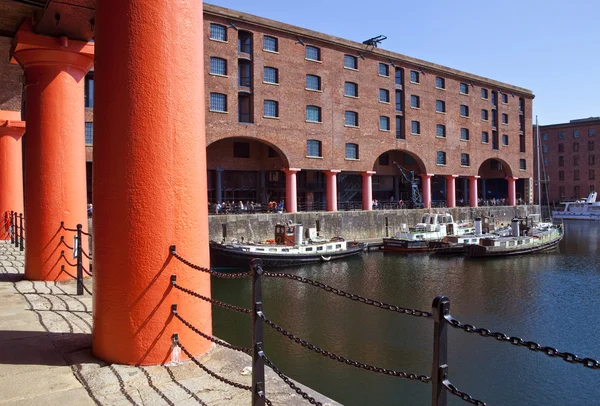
(208, 0, 599, 126)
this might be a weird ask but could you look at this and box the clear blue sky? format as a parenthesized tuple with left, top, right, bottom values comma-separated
(208, 0, 599, 126)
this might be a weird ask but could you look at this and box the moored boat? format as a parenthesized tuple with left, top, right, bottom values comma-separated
(210, 222, 365, 268)
(552, 192, 600, 221)
(383, 213, 474, 253)
(465, 217, 563, 258)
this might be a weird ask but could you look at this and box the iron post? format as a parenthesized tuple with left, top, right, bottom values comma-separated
(10, 211, 14, 244)
(19, 213, 23, 251)
(432, 296, 450, 406)
(76, 223, 83, 295)
(13, 211, 19, 248)
(251, 258, 266, 406)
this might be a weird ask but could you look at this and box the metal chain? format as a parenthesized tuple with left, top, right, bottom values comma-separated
(260, 393, 273, 406)
(443, 380, 487, 406)
(263, 271, 432, 319)
(261, 353, 323, 406)
(260, 312, 431, 383)
(61, 224, 78, 232)
(173, 311, 251, 354)
(171, 281, 252, 314)
(170, 247, 250, 279)
(82, 266, 93, 277)
(448, 317, 600, 370)
(82, 249, 92, 260)
(176, 338, 252, 391)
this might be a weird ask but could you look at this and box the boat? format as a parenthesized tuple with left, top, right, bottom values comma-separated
(465, 215, 563, 258)
(209, 222, 365, 268)
(383, 213, 474, 253)
(432, 215, 510, 256)
(552, 192, 600, 221)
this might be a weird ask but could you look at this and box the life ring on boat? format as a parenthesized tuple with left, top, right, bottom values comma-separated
(275, 236, 283, 244)
(320, 255, 332, 262)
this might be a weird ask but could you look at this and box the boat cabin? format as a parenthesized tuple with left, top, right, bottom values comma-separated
(415, 213, 455, 232)
(274, 223, 303, 246)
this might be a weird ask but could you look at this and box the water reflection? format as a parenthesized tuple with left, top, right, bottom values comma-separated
(212, 221, 600, 405)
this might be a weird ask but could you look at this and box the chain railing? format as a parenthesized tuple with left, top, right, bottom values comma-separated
(7, 211, 24, 251)
(167, 247, 600, 406)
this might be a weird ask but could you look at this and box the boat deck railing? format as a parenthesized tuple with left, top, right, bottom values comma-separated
(166, 245, 600, 406)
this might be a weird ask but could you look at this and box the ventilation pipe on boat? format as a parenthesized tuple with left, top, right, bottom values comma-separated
(295, 224, 304, 246)
(512, 218, 520, 237)
(474, 217, 482, 235)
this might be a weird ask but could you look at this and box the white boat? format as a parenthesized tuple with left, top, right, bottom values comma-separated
(383, 213, 474, 252)
(552, 192, 600, 221)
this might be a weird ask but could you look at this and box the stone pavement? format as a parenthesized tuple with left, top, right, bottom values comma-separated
(0, 241, 339, 405)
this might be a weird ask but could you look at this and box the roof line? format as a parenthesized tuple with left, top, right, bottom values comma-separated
(204, 3, 534, 98)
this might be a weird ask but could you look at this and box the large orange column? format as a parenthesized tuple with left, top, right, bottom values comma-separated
(445, 175, 457, 209)
(11, 22, 92, 280)
(362, 171, 375, 211)
(0, 111, 25, 240)
(507, 176, 517, 206)
(92, 0, 211, 365)
(420, 174, 433, 209)
(324, 170, 340, 212)
(284, 168, 300, 213)
(469, 176, 480, 207)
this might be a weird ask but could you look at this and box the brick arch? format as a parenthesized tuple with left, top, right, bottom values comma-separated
(206, 136, 291, 170)
(478, 158, 514, 179)
(371, 149, 428, 176)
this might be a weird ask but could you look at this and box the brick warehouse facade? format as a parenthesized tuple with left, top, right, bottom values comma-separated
(535, 118, 600, 204)
(0, 3, 535, 211)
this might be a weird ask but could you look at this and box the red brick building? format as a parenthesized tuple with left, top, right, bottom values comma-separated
(1, 3, 536, 211)
(535, 118, 600, 204)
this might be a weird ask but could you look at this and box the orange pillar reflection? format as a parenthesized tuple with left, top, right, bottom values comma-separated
(92, 0, 211, 365)
(11, 22, 92, 280)
(0, 111, 25, 239)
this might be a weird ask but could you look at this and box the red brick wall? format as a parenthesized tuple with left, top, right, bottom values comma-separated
(0, 37, 22, 112)
(203, 14, 534, 182)
(535, 120, 600, 202)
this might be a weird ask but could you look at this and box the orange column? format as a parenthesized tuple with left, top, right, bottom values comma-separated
(420, 174, 432, 209)
(324, 170, 340, 212)
(0, 112, 25, 240)
(469, 176, 480, 207)
(507, 176, 517, 206)
(11, 23, 92, 280)
(362, 171, 375, 211)
(445, 175, 458, 208)
(284, 168, 300, 213)
(92, 0, 211, 365)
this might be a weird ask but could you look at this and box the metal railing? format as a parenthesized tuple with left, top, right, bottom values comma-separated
(60, 222, 93, 295)
(8, 211, 24, 251)
(167, 248, 600, 406)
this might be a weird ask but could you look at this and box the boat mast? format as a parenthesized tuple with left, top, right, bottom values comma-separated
(535, 116, 542, 207)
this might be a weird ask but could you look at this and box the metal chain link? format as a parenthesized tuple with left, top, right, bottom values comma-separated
(447, 317, 600, 369)
(170, 246, 250, 279)
(263, 271, 432, 319)
(260, 312, 431, 383)
(171, 280, 252, 314)
(261, 353, 323, 406)
(172, 310, 251, 354)
(175, 337, 252, 391)
(443, 380, 487, 406)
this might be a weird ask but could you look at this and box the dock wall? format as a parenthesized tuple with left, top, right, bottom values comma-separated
(208, 205, 541, 242)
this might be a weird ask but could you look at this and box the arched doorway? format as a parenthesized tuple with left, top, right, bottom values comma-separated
(373, 150, 426, 208)
(206, 137, 289, 209)
(478, 158, 514, 205)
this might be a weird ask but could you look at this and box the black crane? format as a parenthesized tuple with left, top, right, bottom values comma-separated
(392, 161, 423, 208)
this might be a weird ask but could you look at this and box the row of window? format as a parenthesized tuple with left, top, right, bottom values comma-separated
(557, 170, 596, 181)
(543, 128, 596, 140)
(557, 155, 597, 166)
(209, 23, 521, 107)
(559, 185, 595, 198)
(434, 152, 527, 170)
(553, 141, 595, 153)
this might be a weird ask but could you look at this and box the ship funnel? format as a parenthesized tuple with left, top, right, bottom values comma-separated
(511, 218, 520, 237)
(474, 217, 482, 235)
(587, 192, 597, 204)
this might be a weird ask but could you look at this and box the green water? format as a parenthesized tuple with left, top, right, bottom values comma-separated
(211, 221, 600, 405)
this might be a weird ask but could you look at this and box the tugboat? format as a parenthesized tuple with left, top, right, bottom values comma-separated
(210, 221, 365, 268)
(552, 192, 600, 221)
(466, 215, 563, 258)
(383, 213, 474, 253)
